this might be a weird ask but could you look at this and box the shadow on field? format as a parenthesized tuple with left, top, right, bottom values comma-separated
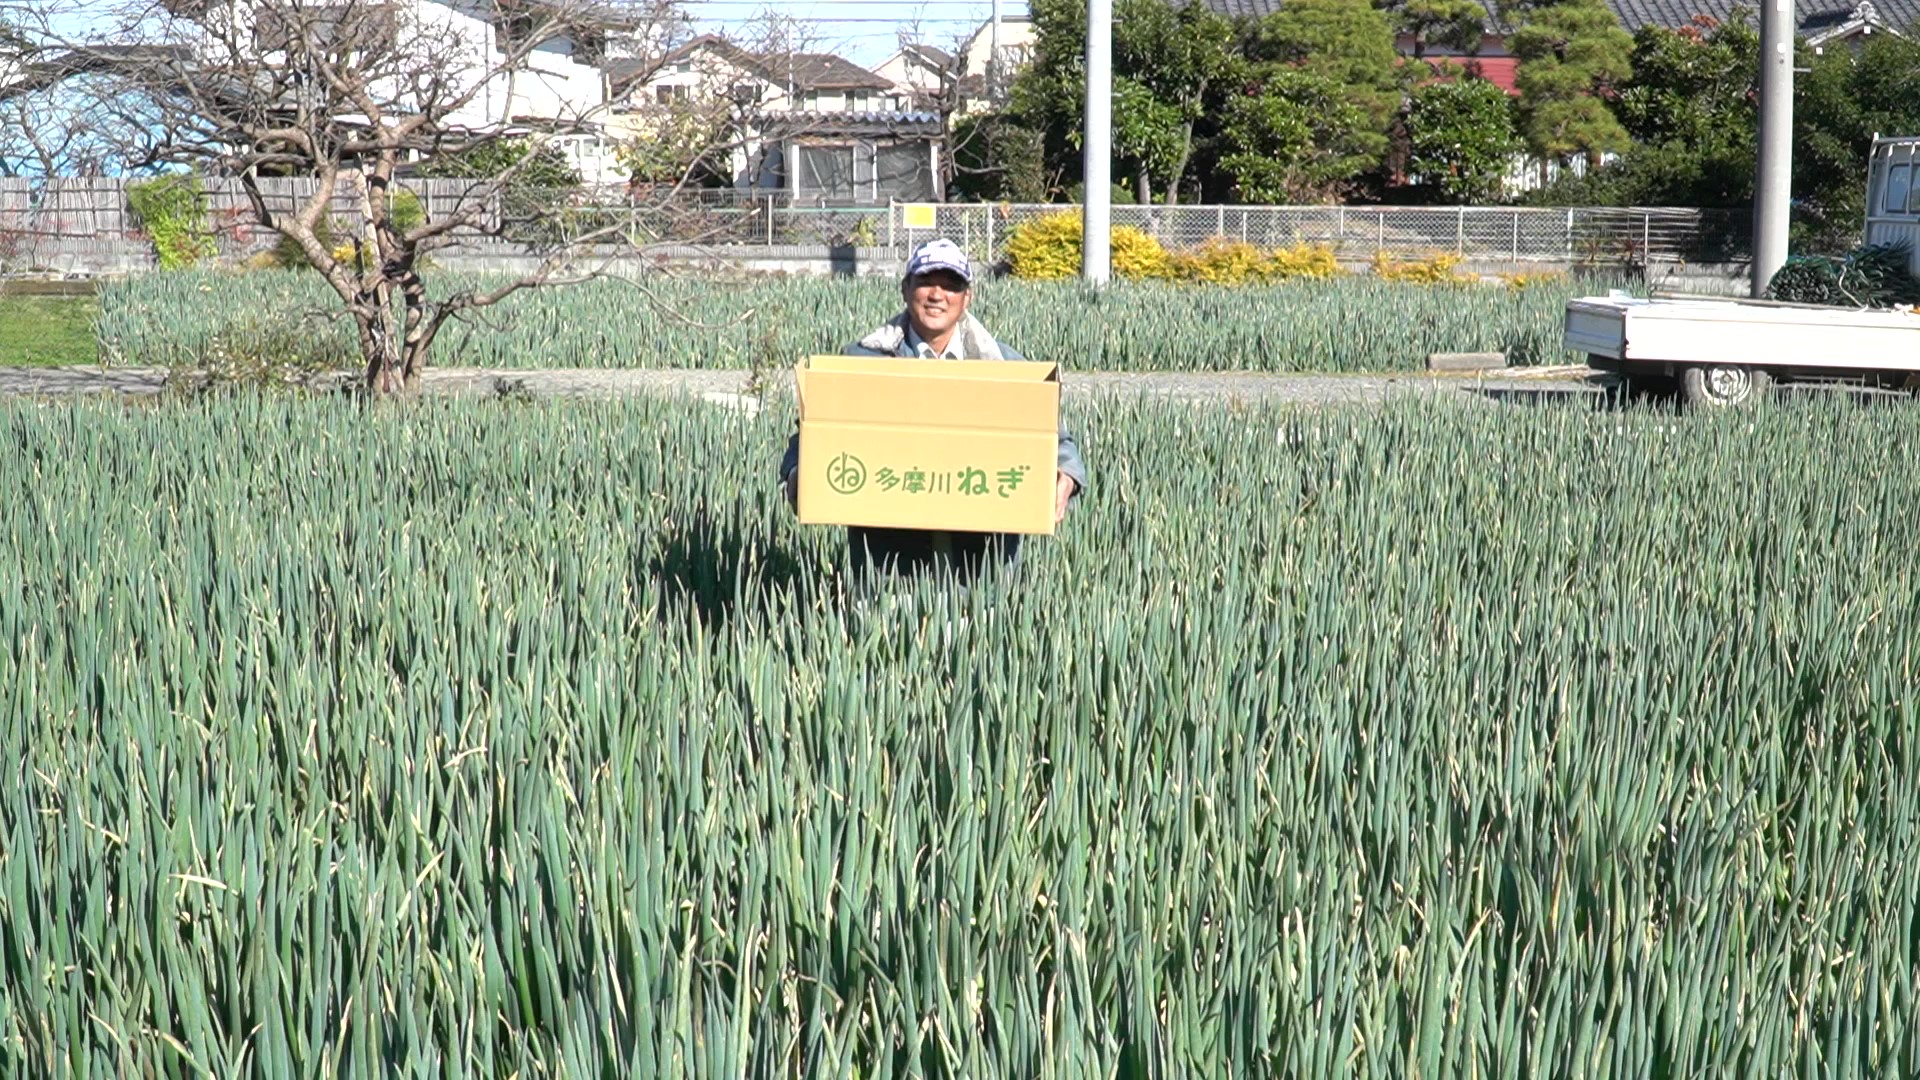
(1468, 378, 1911, 412)
(1467, 383, 1612, 409)
(643, 509, 806, 628)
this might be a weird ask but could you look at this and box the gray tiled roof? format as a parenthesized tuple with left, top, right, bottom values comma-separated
(1194, 0, 1286, 17)
(1195, 0, 1914, 35)
(1194, 0, 1520, 32)
(626, 34, 893, 92)
(0, 44, 195, 102)
(779, 52, 897, 91)
(748, 109, 945, 137)
(756, 109, 943, 124)
(1606, 0, 1917, 33)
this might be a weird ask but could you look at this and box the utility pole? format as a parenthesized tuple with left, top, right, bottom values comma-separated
(989, 0, 1002, 101)
(1082, 0, 1111, 285)
(1752, 0, 1792, 297)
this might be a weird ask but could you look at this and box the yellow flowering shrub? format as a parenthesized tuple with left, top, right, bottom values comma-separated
(1009, 215, 1343, 286)
(1370, 250, 1472, 284)
(1004, 211, 1173, 281)
(1266, 241, 1341, 281)
(1498, 269, 1569, 290)
(1170, 238, 1270, 285)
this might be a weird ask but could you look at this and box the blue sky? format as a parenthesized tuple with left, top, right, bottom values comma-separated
(684, 1, 1026, 66)
(31, 0, 1029, 68)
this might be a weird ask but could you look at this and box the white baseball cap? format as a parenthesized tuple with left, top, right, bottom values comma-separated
(904, 238, 972, 285)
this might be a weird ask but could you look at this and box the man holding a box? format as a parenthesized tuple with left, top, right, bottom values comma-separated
(780, 237, 1089, 575)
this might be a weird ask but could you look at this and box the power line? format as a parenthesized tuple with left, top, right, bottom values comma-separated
(686, 1, 1023, 5)
(692, 15, 995, 21)
(681, 1, 1024, 6)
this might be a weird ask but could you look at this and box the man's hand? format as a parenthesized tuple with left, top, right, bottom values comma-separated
(1054, 471, 1078, 524)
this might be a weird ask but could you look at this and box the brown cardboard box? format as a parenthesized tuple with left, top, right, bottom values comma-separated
(793, 354, 1060, 535)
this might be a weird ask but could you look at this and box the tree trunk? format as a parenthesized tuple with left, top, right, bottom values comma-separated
(1135, 166, 1151, 206)
(356, 263, 426, 395)
(358, 246, 434, 395)
(397, 265, 437, 393)
(1167, 117, 1196, 207)
(358, 294, 407, 396)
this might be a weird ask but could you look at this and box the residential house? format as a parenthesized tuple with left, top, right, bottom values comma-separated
(1201, 0, 1911, 194)
(156, 0, 643, 183)
(1608, 0, 1915, 51)
(951, 16, 1036, 113)
(872, 42, 953, 112)
(608, 35, 944, 203)
(1196, 0, 1281, 12)
(1403, 0, 1914, 188)
(1198, 0, 1911, 93)
(1395, 0, 1914, 101)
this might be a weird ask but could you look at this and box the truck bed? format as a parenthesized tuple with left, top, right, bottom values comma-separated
(1566, 294, 1920, 373)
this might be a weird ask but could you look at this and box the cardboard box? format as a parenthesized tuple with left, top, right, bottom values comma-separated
(793, 354, 1060, 535)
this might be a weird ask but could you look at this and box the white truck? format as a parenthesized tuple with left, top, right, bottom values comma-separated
(1565, 135, 1920, 406)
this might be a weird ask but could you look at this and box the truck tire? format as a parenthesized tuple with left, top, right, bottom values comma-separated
(1681, 365, 1771, 408)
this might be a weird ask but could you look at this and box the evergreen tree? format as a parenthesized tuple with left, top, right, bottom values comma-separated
(1010, 0, 1235, 202)
(1506, 0, 1633, 162)
(1405, 76, 1522, 201)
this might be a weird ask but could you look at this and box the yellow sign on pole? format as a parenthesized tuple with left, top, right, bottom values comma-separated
(901, 204, 937, 229)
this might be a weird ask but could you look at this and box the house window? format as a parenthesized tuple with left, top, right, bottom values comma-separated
(875, 142, 935, 202)
(1885, 163, 1911, 215)
(656, 84, 691, 104)
(800, 144, 857, 200)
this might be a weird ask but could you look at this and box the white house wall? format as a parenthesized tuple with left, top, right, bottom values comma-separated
(629, 46, 787, 112)
(413, 0, 499, 130)
(616, 45, 785, 189)
(872, 50, 944, 109)
(187, 0, 619, 182)
(957, 20, 1032, 86)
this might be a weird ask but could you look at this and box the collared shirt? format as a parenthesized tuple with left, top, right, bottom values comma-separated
(905, 325, 961, 359)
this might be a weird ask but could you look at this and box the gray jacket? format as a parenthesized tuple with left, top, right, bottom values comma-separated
(779, 311, 1087, 573)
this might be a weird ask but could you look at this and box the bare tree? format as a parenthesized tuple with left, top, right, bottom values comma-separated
(906, 23, 983, 200)
(0, 9, 166, 176)
(0, 68, 178, 176)
(18, 0, 689, 394)
(732, 6, 814, 101)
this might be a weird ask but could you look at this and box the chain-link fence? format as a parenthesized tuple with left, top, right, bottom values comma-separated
(1, 175, 1750, 274)
(882, 203, 1751, 268)
(557, 200, 1749, 264)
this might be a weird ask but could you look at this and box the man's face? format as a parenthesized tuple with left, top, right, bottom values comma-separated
(904, 270, 970, 339)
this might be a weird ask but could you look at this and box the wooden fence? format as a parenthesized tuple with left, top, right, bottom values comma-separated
(0, 175, 531, 272)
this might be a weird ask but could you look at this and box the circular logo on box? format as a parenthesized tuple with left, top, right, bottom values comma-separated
(826, 452, 867, 495)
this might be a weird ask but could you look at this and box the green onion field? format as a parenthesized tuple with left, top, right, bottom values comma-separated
(3, 391, 1917, 1076)
(93, 271, 1627, 373)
